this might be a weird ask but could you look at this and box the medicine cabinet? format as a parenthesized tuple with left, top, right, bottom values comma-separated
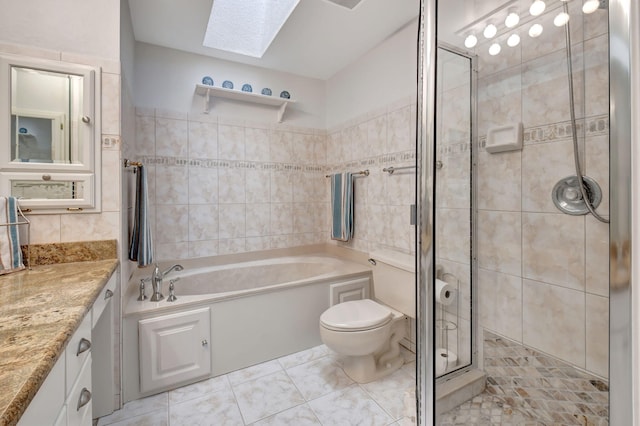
(0, 54, 101, 212)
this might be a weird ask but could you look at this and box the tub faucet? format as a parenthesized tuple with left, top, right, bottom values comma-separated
(150, 264, 184, 301)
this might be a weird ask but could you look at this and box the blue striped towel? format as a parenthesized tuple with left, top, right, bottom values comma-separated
(330, 172, 354, 242)
(0, 196, 25, 275)
(128, 165, 154, 267)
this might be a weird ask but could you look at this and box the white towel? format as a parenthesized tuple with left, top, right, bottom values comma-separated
(0, 196, 25, 275)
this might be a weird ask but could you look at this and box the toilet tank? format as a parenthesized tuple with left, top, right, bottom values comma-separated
(369, 250, 416, 318)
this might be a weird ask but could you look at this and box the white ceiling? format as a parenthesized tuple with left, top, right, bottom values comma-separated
(128, 0, 420, 80)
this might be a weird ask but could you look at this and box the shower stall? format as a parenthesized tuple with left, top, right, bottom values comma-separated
(416, 0, 636, 424)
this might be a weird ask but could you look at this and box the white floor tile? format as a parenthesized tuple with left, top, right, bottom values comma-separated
(168, 374, 230, 405)
(361, 368, 415, 420)
(227, 359, 283, 386)
(285, 357, 354, 400)
(169, 390, 243, 426)
(278, 345, 330, 370)
(97, 393, 168, 425)
(233, 370, 305, 424)
(401, 361, 416, 379)
(308, 384, 394, 426)
(102, 412, 169, 426)
(250, 403, 321, 425)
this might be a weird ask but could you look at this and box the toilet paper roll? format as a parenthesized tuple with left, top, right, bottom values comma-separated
(436, 278, 455, 306)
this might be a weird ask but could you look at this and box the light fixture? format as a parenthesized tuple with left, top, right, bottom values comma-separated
(529, 0, 546, 16)
(582, 0, 600, 13)
(483, 24, 497, 39)
(505, 11, 520, 28)
(464, 34, 478, 48)
(507, 34, 521, 47)
(203, 0, 301, 58)
(554, 12, 570, 26)
(529, 23, 544, 37)
(489, 43, 502, 56)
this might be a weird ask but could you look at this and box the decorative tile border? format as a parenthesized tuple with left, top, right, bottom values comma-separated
(478, 114, 609, 151)
(138, 150, 416, 176)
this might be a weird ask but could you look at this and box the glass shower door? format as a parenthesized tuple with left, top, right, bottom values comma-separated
(434, 46, 474, 379)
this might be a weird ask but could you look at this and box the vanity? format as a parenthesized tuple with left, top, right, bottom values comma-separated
(0, 259, 118, 426)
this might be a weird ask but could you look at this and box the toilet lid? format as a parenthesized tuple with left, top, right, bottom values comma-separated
(320, 299, 392, 331)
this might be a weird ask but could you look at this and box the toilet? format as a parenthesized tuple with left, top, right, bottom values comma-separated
(319, 250, 415, 383)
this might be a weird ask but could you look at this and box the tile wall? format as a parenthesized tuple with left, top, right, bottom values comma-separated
(133, 108, 328, 260)
(325, 95, 417, 256)
(132, 95, 417, 262)
(472, 4, 609, 378)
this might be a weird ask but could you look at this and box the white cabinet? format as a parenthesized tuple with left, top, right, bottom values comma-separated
(18, 271, 117, 426)
(91, 273, 117, 419)
(138, 307, 211, 394)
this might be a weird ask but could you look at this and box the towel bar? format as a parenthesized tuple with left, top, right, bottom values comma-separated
(124, 159, 142, 168)
(325, 170, 369, 178)
(383, 165, 416, 175)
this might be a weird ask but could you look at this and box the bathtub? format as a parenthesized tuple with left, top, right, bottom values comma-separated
(122, 251, 373, 402)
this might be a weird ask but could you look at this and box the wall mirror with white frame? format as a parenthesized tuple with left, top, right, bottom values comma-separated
(0, 54, 101, 213)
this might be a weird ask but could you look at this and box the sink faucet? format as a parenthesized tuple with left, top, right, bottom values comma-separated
(150, 264, 184, 301)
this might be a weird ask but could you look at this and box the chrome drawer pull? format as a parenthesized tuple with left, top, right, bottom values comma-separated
(77, 388, 92, 411)
(77, 338, 91, 356)
(104, 289, 114, 300)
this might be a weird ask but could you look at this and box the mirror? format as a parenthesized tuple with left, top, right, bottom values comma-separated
(0, 54, 101, 212)
(10, 66, 84, 164)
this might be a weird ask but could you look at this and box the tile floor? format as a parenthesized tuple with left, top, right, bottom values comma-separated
(438, 331, 609, 426)
(98, 345, 417, 426)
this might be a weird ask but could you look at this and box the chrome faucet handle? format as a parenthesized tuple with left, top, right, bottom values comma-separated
(137, 278, 150, 301)
(167, 278, 179, 302)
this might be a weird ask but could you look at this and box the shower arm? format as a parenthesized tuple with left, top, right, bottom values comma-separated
(563, 2, 609, 224)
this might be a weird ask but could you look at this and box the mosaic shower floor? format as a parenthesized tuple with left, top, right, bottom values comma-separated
(439, 332, 609, 425)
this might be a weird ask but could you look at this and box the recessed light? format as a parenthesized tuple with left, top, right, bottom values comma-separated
(507, 34, 521, 47)
(464, 35, 478, 48)
(554, 12, 570, 26)
(505, 12, 520, 28)
(529, 0, 546, 16)
(582, 0, 600, 13)
(529, 23, 544, 37)
(489, 43, 502, 56)
(483, 24, 498, 39)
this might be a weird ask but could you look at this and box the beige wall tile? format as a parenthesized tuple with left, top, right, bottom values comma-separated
(586, 216, 609, 297)
(523, 279, 586, 368)
(522, 213, 585, 290)
(586, 294, 608, 378)
(477, 210, 521, 275)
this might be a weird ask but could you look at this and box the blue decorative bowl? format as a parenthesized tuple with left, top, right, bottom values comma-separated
(279, 90, 291, 99)
(222, 80, 234, 89)
(261, 88, 272, 96)
(242, 84, 253, 93)
(201, 76, 214, 86)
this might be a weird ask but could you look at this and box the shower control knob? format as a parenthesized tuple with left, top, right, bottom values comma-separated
(564, 187, 581, 201)
(202, 339, 208, 347)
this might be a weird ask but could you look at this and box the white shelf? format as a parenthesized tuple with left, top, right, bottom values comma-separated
(195, 84, 296, 123)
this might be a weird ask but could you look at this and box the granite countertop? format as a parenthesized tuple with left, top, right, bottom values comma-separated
(0, 259, 118, 426)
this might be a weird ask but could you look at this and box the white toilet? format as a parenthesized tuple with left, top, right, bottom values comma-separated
(319, 250, 415, 383)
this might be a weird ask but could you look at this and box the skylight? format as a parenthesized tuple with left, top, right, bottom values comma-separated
(203, 0, 301, 58)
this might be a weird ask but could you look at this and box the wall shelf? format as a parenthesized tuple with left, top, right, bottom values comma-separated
(195, 84, 296, 123)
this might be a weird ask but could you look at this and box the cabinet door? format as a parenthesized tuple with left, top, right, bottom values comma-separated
(138, 307, 211, 394)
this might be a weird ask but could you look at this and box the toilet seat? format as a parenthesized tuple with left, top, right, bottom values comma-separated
(320, 299, 392, 332)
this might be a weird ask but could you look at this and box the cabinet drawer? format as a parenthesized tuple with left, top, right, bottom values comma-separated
(92, 273, 116, 328)
(66, 313, 92, 395)
(66, 357, 92, 426)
